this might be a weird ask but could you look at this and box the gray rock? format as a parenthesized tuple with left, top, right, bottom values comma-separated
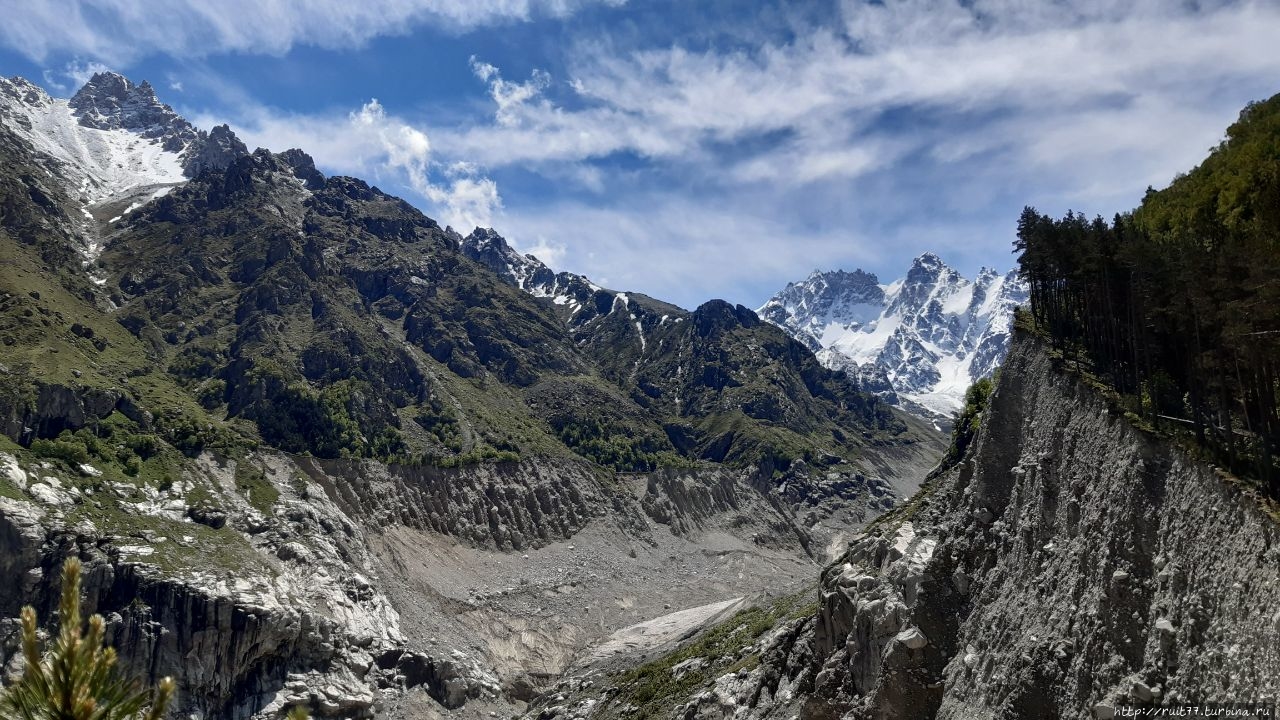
(681, 331, 1280, 720)
(186, 505, 227, 529)
(1131, 681, 1154, 702)
(896, 626, 929, 650)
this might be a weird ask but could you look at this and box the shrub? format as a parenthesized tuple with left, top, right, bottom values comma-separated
(30, 438, 90, 465)
(940, 377, 994, 469)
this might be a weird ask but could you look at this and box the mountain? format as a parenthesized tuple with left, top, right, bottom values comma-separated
(517, 85, 1280, 720)
(537, 326, 1280, 720)
(0, 72, 945, 719)
(759, 254, 1027, 421)
(0, 72, 248, 267)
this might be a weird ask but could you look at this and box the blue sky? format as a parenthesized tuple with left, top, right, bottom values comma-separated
(2, 0, 1279, 310)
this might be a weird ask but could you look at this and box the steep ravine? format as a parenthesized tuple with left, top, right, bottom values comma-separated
(574, 329, 1280, 719)
(0, 433, 941, 719)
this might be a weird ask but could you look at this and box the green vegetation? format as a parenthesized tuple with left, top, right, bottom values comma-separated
(234, 459, 279, 514)
(1015, 92, 1280, 496)
(242, 368, 405, 460)
(0, 474, 25, 500)
(30, 436, 92, 466)
(941, 377, 994, 470)
(409, 397, 464, 451)
(421, 445, 521, 468)
(25, 414, 178, 485)
(605, 591, 815, 719)
(552, 417, 686, 472)
(1, 557, 175, 720)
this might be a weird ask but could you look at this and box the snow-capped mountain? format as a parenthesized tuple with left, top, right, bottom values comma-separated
(760, 254, 1027, 419)
(459, 227, 613, 319)
(0, 72, 248, 260)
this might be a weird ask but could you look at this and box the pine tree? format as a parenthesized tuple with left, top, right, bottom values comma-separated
(0, 557, 175, 720)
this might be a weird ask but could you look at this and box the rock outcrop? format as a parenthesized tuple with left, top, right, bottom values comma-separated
(69, 72, 197, 150)
(299, 457, 613, 551)
(183, 124, 251, 177)
(627, 329, 1280, 719)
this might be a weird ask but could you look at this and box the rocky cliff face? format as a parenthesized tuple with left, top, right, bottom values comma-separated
(569, 329, 1280, 719)
(68, 73, 197, 150)
(0, 450, 461, 720)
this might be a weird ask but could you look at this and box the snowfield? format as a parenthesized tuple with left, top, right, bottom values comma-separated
(4, 88, 186, 206)
(760, 256, 1027, 418)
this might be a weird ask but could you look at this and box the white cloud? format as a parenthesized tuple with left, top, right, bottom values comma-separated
(350, 99, 432, 190)
(519, 236, 568, 268)
(40, 70, 66, 93)
(422, 0, 1280, 306)
(502, 196, 883, 309)
(470, 56, 553, 127)
(195, 97, 502, 232)
(55, 59, 112, 91)
(486, 1, 1274, 184)
(41, 59, 113, 95)
(0, 0, 626, 64)
(423, 166, 503, 231)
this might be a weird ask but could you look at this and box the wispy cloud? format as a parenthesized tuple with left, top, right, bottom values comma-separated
(501, 196, 884, 308)
(193, 97, 503, 231)
(20, 0, 1276, 308)
(423, 0, 1280, 306)
(0, 0, 625, 64)
(444, 0, 1280, 194)
(469, 56, 552, 128)
(41, 59, 111, 93)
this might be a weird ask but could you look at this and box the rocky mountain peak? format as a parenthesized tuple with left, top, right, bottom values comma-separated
(761, 254, 1028, 420)
(61, 71, 249, 181)
(0, 75, 52, 109)
(69, 70, 130, 102)
(801, 267, 878, 285)
(758, 268, 886, 351)
(692, 299, 759, 338)
(69, 72, 196, 150)
(275, 147, 325, 190)
(465, 227, 510, 252)
(809, 268, 882, 296)
(183, 123, 251, 177)
(461, 227, 556, 291)
(903, 251, 957, 285)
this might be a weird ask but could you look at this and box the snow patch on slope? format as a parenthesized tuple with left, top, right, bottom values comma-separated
(1, 77, 186, 207)
(760, 256, 1027, 418)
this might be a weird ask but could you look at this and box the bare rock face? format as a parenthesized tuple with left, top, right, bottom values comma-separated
(0, 447, 864, 719)
(641, 467, 808, 550)
(69, 72, 197, 150)
(183, 124, 251, 177)
(0, 451, 510, 719)
(667, 330, 1280, 719)
(297, 457, 633, 551)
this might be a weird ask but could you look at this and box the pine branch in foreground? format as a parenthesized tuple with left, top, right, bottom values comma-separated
(0, 557, 175, 720)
